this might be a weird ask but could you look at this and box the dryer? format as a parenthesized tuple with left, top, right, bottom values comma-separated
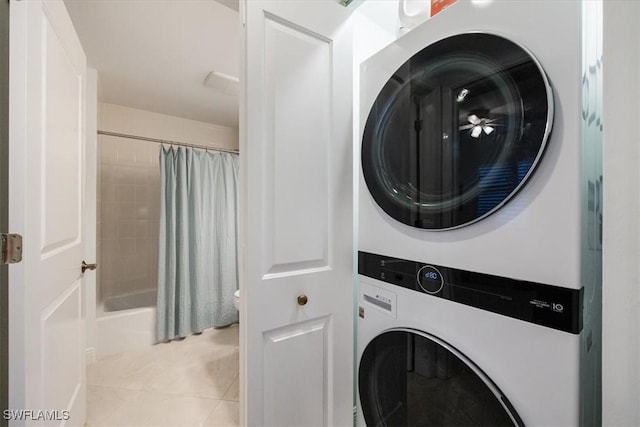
(358, 0, 596, 294)
(357, 0, 602, 425)
(356, 267, 582, 426)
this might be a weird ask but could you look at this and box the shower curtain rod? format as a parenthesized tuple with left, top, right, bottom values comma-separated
(97, 130, 240, 154)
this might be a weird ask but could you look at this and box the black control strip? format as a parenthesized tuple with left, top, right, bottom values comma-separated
(358, 251, 583, 334)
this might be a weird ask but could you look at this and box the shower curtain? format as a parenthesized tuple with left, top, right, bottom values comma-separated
(156, 145, 239, 342)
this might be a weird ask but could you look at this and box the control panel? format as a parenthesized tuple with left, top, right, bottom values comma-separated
(358, 251, 583, 334)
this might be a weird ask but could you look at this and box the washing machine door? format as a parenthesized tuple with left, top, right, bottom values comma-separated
(359, 329, 523, 426)
(361, 33, 553, 230)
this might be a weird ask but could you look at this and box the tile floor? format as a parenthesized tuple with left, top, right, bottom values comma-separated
(86, 324, 239, 427)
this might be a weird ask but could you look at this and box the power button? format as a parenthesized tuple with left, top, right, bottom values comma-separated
(417, 265, 444, 294)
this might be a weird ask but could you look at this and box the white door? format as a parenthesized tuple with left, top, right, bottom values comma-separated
(240, 0, 354, 425)
(9, 0, 87, 425)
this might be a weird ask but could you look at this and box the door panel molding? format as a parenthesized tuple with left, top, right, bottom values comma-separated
(41, 282, 82, 411)
(41, 10, 83, 256)
(263, 316, 331, 426)
(262, 11, 332, 278)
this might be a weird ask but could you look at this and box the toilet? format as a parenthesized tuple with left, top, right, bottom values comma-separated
(233, 289, 240, 311)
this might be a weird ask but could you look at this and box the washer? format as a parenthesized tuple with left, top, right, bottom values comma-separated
(357, 0, 601, 425)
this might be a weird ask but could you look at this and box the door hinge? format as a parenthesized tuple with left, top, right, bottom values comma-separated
(1, 233, 23, 264)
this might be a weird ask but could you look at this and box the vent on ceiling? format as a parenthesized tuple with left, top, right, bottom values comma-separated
(203, 71, 239, 96)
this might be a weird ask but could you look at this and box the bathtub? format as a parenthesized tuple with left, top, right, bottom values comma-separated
(96, 289, 157, 357)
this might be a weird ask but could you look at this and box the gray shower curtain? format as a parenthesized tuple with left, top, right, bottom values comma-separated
(156, 145, 239, 342)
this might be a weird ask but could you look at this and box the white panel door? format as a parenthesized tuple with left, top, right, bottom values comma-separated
(9, 0, 87, 425)
(240, 1, 354, 425)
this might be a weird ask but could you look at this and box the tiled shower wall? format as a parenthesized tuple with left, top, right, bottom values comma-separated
(97, 137, 160, 303)
(96, 103, 239, 306)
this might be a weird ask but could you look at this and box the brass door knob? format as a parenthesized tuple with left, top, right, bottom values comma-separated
(297, 294, 308, 306)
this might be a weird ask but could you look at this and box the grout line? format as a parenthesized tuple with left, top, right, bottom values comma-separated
(89, 383, 224, 401)
(86, 383, 143, 393)
(220, 374, 239, 402)
(197, 399, 223, 427)
(87, 384, 138, 392)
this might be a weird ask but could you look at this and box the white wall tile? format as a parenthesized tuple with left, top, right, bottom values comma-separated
(99, 137, 118, 165)
(117, 202, 136, 220)
(135, 185, 149, 204)
(116, 184, 136, 203)
(101, 181, 117, 203)
(101, 218, 117, 241)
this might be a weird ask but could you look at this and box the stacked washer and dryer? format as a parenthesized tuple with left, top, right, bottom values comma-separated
(357, 1, 602, 426)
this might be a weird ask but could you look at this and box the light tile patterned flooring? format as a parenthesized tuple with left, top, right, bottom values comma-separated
(86, 325, 239, 427)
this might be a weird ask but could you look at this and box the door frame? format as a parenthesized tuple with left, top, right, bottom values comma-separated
(0, 0, 8, 422)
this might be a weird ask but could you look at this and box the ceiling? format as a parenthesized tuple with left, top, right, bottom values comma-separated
(65, 0, 240, 128)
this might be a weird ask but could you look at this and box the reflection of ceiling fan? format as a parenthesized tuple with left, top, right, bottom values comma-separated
(459, 114, 498, 138)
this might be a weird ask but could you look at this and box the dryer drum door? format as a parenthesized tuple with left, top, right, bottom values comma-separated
(361, 33, 553, 230)
(358, 329, 523, 426)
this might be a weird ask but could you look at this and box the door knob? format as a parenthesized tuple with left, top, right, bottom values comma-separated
(297, 294, 308, 306)
(81, 261, 97, 274)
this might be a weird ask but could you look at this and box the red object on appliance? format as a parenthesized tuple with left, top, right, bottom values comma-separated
(431, 0, 457, 16)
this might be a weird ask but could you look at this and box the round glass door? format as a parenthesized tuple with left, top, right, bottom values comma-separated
(359, 329, 522, 426)
(361, 33, 553, 230)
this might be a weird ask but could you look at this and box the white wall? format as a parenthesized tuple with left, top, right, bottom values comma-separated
(353, 0, 398, 43)
(99, 103, 239, 151)
(602, 2, 640, 425)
